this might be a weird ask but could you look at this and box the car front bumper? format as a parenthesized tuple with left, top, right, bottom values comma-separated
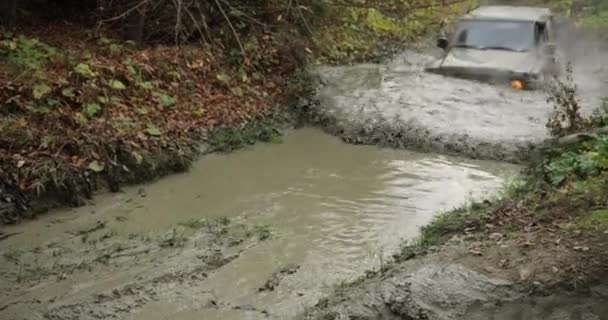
(425, 66, 543, 90)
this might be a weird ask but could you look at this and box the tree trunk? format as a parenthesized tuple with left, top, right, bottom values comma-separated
(123, 1, 147, 44)
(0, 0, 18, 29)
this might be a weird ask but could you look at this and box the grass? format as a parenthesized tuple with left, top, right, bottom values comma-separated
(416, 201, 495, 247)
(248, 223, 274, 241)
(575, 209, 608, 230)
(207, 117, 285, 153)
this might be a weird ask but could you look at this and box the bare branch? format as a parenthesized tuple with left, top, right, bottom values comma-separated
(214, 0, 246, 58)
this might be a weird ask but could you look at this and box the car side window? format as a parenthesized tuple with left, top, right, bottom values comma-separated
(535, 22, 548, 44)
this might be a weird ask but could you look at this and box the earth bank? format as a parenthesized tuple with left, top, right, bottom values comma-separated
(0, 0, 476, 224)
(1, 0, 608, 319)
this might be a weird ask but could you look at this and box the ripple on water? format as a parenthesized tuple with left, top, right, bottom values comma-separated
(0, 129, 520, 320)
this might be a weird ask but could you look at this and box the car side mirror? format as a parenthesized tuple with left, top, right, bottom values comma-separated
(437, 38, 449, 50)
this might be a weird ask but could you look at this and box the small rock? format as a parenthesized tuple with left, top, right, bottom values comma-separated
(573, 246, 590, 252)
(488, 232, 503, 241)
(468, 248, 483, 256)
(498, 259, 509, 268)
(555, 238, 561, 245)
(519, 268, 532, 281)
(484, 266, 499, 273)
(552, 266, 559, 274)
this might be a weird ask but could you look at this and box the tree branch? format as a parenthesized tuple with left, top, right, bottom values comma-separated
(214, 0, 246, 58)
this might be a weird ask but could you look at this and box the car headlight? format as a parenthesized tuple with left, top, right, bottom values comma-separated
(510, 79, 524, 90)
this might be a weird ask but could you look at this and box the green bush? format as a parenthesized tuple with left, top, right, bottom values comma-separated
(0, 34, 56, 70)
(546, 137, 608, 186)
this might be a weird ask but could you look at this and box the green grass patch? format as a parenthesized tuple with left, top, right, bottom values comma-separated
(208, 118, 284, 153)
(417, 201, 493, 247)
(576, 209, 608, 230)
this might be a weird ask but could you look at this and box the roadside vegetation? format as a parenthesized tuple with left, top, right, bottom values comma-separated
(0, 0, 475, 223)
(403, 69, 608, 286)
(506, 0, 608, 33)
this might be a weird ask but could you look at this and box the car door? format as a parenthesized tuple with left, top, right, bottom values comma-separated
(536, 19, 558, 77)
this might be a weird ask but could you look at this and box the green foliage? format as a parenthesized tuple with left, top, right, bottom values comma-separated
(208, 119, 282, 152)
(74, 63, 97, 78)
(546, 63, 588, 137)
(61, 88, 76, 98)
(576, 209, 608, 230)
(155, 92, 176, 108)
(311, 0, 477, 63)
(0, 34, 57, 70)
(590, 98, 608, 127)
(108, 79, 127, 90)
(545, 137, 608, 186)
(87, 160, 105, 173)
(418, 202, 491, 246)
(98, 37, 130, 55)
(32, 83, 52, 100)
(84, 103, 102, 118)
(146, 124, 162, 136)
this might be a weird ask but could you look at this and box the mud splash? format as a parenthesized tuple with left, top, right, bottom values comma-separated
(0, 129, 518, 319)
(303, 32, 608, 163)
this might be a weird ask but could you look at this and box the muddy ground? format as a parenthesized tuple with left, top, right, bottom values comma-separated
(2, 15, 608, 320)
(0, 130, 517, 320)
(0, 216, 269, 320)
(302, 25, 608, 163)
(303, 239, 608, 320)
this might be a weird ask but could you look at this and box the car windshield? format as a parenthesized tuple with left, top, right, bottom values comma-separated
(452, 20, 536, 52)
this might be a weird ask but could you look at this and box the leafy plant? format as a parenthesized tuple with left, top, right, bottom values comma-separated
(155, 92, 176, 108)
(84, 103, 102, 118)
(88, 160, 105, 173)
(0, 34, 57, 70)
(545, 137, 608, 186)
(108, 79, 126, 90)
(32, 83, 52, 100)
(74, 63, 97, 78)
(546, 63, 588, 137)
(590, 98, 608, 127)
(146, 124, 162, 136)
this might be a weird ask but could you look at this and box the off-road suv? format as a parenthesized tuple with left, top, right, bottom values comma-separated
(427, 5, 559, 89)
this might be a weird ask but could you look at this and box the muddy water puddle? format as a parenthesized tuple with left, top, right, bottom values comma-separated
(312, 34, 608, 162)
(1, 129, 519, 320)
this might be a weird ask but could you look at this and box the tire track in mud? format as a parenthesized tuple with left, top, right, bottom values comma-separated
(0, 219, 266, 320)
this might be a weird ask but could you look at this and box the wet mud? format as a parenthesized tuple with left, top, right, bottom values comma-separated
(0, 129, 517, 320)
(304, 248, 608, 320)
(302, 30, 608, 163)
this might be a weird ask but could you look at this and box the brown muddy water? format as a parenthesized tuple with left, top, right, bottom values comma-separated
(0, 129, 519, 320)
